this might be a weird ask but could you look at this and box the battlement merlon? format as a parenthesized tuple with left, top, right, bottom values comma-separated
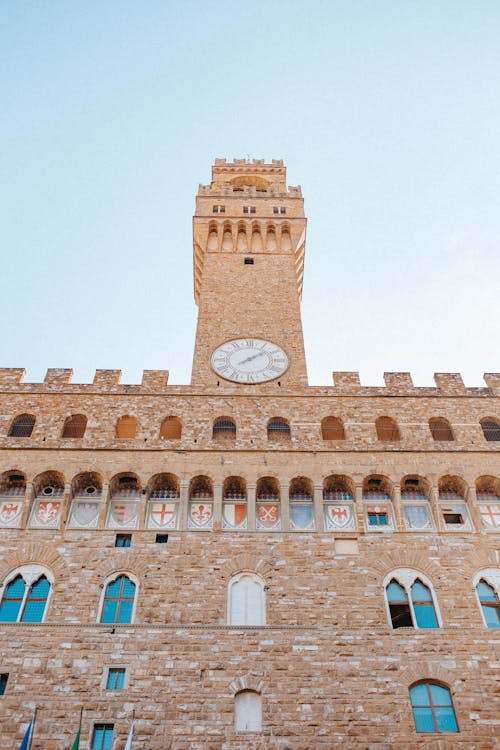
(0, 368, 498, 396)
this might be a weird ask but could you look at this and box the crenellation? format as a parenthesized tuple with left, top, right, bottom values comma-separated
(140, 370, 169, 391)
(92, 369, 122, 388)
(0, 367, 25, 385)
(483, 373, 500, 394)
(44, 368, 73, 386)
(332, 371, 361, 388)
(383, 372, 414, 391)
(434, 372, 467, 394)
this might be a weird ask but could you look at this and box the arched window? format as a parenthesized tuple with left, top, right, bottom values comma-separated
(115, 416, 137, 439)
(429, 417, 454, 441)
(267, 417, 290, 441)
(107, 475, 141, 530)
(410, 682, 458, 733)
(8, 414, 35, 438)
(160, 416, 182, 440)
(480, 418, 500, 442)
(228, 573, 265, 625)
(100, 575, 136, 624)
(363, 476, 395, 530)
(321, 417, 345, 440)
(212, 417, 236, 440)
(67, 472, 102, 529)
(0, 567, 52, 623)
(29, 472, 65, 529)
(0, 470, 26, 497)
(62, 414, 87, 438)
(385, 570, 440, 629)
(474, 570, 500, 628)
(188, 476, 214, 530)
(234, 690, 262, 732)
(375, 416, 401, 441)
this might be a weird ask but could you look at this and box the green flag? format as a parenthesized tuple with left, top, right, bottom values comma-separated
(70, 727, 81, 750)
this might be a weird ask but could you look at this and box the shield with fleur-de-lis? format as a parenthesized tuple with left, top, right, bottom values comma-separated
(33, 500, 61, 527)
(188, 502, 213, 529)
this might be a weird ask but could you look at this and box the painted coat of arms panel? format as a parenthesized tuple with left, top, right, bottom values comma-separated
(188, 502, 213, 530)
(256, 503, 281, 531)
(222, 502, 247, 530)
(403, 504, 435, 531)
(290, 503, 315, 531)
(324, 504, 356, 531)
(28, 499, 62, 529)
(479, 504, 500, 530)
(146, 501, 178, 529)
(67, 500, 100, 529)
(106, 500, 139, 529)
(0, 499, 24, 528)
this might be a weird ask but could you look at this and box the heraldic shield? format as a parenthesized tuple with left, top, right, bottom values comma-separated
(222, 503, 247, 530)
(188, 502, 213, 529)
(256, 503, 281, 530)
(68, 500, 100, 529)
(480, 505, 500, 529)
(106, 500, 139, 529)
(403, 504, 433, 530)
(290, 504, 314, 530)
(30, 500, 62, 528)
(147, 501, 177, 529)
(0, 500, 23, 528)
(325, 504, 356, 531)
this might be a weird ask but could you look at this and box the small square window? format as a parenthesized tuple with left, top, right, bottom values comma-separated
(273, 206, 286, 214)
(443, 512, 464, 525)
(212, 205, 225, 214)
(155, 533, 169, 544)
(368, 511, 388, 526)
(106, 667, 126, 690)
(0, 673, 8, 695)
(115, 534, 132, 548)
(243, 206, 256, 214)
(92, 723, 114, 750)
(244, 258, 254, 265)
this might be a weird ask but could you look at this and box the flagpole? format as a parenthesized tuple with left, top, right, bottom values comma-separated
(27, 707, 37, 750)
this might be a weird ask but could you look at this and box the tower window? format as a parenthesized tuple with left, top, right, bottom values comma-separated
(212, 205, 225, 213)
(0, 673, 9, 695)
(243, 206, 256, 214)
(480, 418, 500, 441)
(244, 258, 254, 265)
(91, 724, 114, 750)
(105, 667, 126, 690)
(115, 534, 132, 548)
(8, 414, 35, 438)
(273, 207, 286, 214)
(410, 682, 458, 733)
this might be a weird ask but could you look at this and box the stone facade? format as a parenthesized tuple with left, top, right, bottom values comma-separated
(0, 160, 499, 749)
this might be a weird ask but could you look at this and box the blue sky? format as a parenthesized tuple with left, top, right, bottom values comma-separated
(1, 1, 499, 386)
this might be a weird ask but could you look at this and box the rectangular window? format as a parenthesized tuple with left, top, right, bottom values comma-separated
(242, 206, 256, 214)
(244, 258, 254, 265)
(212, 205, 225, 213)
(115, 534, 132, 548)
(0, 673, 8, 695)
(368, 511, 388, 526)
(92, 724, 114, 750)
(443, 512, 463, 524)
(155, 533, 168, 544)
(273, 207, 286, 214)
(106, 667, 126, 690)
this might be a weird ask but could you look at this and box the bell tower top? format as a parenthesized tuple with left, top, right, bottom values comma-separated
(191, 158, 308, 388)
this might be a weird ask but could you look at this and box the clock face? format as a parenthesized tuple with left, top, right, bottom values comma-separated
(211, 338, 289, 383)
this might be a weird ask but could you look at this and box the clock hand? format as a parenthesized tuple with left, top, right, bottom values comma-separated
(238, 352, 266, 365)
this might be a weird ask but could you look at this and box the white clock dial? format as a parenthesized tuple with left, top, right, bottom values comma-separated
(210, 338, 289, 383)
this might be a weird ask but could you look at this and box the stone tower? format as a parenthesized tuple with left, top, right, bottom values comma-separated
(191, 158, 308, 387)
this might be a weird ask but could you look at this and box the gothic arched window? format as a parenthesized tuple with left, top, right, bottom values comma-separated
(0, 567, 52, 623)
(62, 414, 87, 438)
(8, 414, 35, 438)
(228, 573, 265, 625)
(100, 575, 136, 624)
(385, 570, 440, 629)
(474, 570, 500, 628)
(410, 682, 458, 733)
(234, 690, 262, 732)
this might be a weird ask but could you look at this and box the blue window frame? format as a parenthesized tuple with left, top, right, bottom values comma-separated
(411, 580, 438, 629)
(0, 574, 50, 623)
(101, 576, 136, 624)
(91, 723, 114, 750)
(106, 667, 126, 690)
(477, 579, 500, 627)
(368, 510, 388, 526)
(410, 682, 458, 733)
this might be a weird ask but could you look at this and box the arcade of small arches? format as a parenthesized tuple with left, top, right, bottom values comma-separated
(205, 220, 294, 255)
(5, 413, 500, 443)
(0, 469, 498, 534)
